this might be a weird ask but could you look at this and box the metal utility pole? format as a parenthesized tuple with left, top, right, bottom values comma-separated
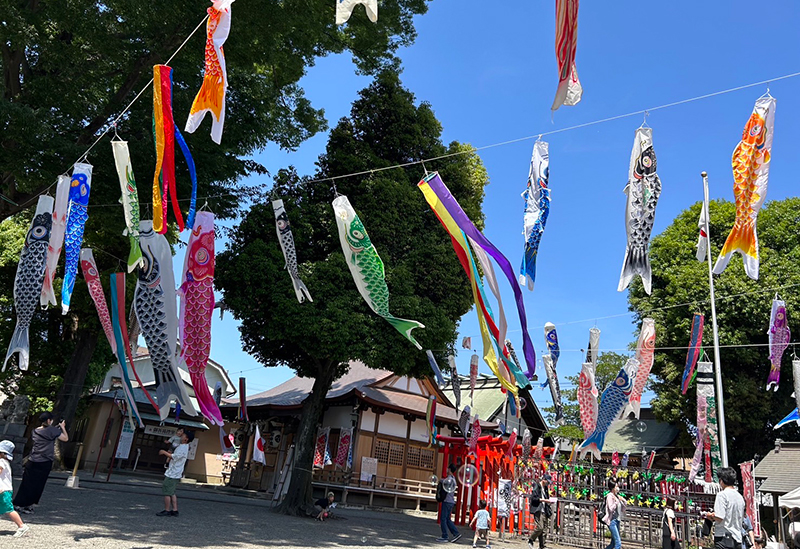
(701, 171, 729, 467)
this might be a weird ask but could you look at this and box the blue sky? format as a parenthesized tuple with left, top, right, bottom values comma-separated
(204, 0, 800, 406)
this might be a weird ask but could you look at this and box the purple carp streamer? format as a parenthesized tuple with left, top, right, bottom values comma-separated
(520, 140, 550, 290)
(618, 127, 661, 295)
(766, 296, 790, 391)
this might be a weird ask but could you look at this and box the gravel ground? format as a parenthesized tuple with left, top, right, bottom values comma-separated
(1, 476, 535, 549)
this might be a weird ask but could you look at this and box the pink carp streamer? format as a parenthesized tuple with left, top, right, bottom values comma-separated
(625, 318, 656, 418)
(468, 414, 481, 457)
(179, 211, 222, 425)
(81, 249, 117, 353)
(505, 428, 518, 459)
(41, 175, 70, 308)
(577, 362, 598, 434)
(469, 353, 479, 406)
(552, 0, 582, 111)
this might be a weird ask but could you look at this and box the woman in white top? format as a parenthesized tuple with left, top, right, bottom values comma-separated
(603, 479, 626, 549)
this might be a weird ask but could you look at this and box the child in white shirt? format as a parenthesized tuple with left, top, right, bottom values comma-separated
(0, 441, 29, 537)
(471, 499, 491, 548)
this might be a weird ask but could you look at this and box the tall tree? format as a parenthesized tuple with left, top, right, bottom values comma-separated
(628, 198, 800, 465)
(0, 0, 430, 426)
(216, 72, 489, 514)
(545, 351, 627, 441)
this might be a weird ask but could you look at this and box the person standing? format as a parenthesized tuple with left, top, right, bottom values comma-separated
(602, 479, 626, 549)
(13, 412, 68, 514)
(528, 474, 553, 549)
(156, 430, 193, 517)
(437, 463, 462, 543)
(663, 497, 678, 549)
(707, 467, 745, 549)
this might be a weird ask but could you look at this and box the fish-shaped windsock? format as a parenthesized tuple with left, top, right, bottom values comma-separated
(448, 355, 461, 412)
(543, 353, 564, 425)
(111, 140, 143, 271)
(153, 64, 198, 233)
(522, 428, 532, 459)
(533, 436, 544, 461)
(109, 273, 145, 429)
(335, 0, 377, 24)
(469, 353, 478, 406)
(713, 96, 776, 280)
(579, 358, 638, 459)
(681, 314, 705, 394)
(81, 249, 116, 352)
(505, 339, 529, 382)
(625, 318, 656, 419)
(577, 362, 598, 434)
(505, 428, 518, 459)
(552, 0, 582, 111)
(426, 395, 436, 447)
(689, 363, 712, 481)
(468, 414, 481, 457)
(332, 195, 424, 349)
(213, 380, 223, 408)
(185, 0, 233, 144)
(587, 327, 600, 366)
(134, 221, 197, 419)
(621, 452, 630, 468)
(462, 337, 471, 350)
(179, 212, 223, 425)
(520, 139, 550, 290)
(272, 199, 312, 303)
(767, 296, 790, 391)
(618, 127, 661, 295)
(3, 196, 53, 371)
(544, 322, 560, 367)
(775, 358, 800, 429)
(41, 175, 70, 308)
(62, 162, 92, 314)
(238, 377, 248, 421)
(611, 450, 620, 466)
(458, 406, 471, 441)
(425, 350, 445, 387)
(697, 362, 722, 478)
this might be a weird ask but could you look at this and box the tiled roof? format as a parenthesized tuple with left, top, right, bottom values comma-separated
(602, 408, 681, 454)
(441, 375, 505, 421)
(226, 361, 393, 408)
(754, 441, 800, 494)
(359, 386, 497, 429)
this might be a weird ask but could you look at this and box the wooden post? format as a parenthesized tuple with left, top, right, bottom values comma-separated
(93, 398, 117, 478)
(106, 410, 125, 482)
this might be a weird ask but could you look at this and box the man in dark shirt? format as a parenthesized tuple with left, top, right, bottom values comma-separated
(315, 492, 335, 521)
(528, 474, 552, 549)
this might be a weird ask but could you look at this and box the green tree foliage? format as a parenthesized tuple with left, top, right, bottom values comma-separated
(0, 0, 430, 423)
(628, 198, 800, 465)
(545, 352, 627, 441)
(216, 72, 488, 512)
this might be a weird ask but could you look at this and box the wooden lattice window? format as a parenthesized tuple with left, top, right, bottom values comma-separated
(374, 440, 390, 464)
(389, 442, 405, 466)
(407, 446, 421, 468)
(419, 447, 435, 470)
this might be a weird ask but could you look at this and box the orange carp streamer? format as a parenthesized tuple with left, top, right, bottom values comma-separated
(713, 95, 776, 280)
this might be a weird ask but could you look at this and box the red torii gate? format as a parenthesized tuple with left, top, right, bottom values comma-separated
(437, 433, 554, 534)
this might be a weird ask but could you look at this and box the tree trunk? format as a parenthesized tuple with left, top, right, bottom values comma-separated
(275, 360, 338, 516)
(51, 328, 98, 469)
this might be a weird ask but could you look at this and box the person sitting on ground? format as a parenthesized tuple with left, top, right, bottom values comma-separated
(156, 430, 194, 517)
(0, 441, 28, 537)
(471, 499, 491, 548)
(315, 492, 335, 521)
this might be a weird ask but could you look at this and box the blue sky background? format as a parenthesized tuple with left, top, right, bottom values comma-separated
(200, 0, 800, 407)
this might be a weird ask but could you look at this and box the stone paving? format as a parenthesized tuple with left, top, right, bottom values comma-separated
(1, 472, 536, 549)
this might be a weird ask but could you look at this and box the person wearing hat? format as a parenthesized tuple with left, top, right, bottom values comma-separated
(528, 474, 553, 549)
(13, 411, 67, 514)
(0, 441, 29, 537)
(315, 491, 336, 521)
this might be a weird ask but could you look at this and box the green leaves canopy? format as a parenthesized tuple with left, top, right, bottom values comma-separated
(217, 72, 488, 379)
